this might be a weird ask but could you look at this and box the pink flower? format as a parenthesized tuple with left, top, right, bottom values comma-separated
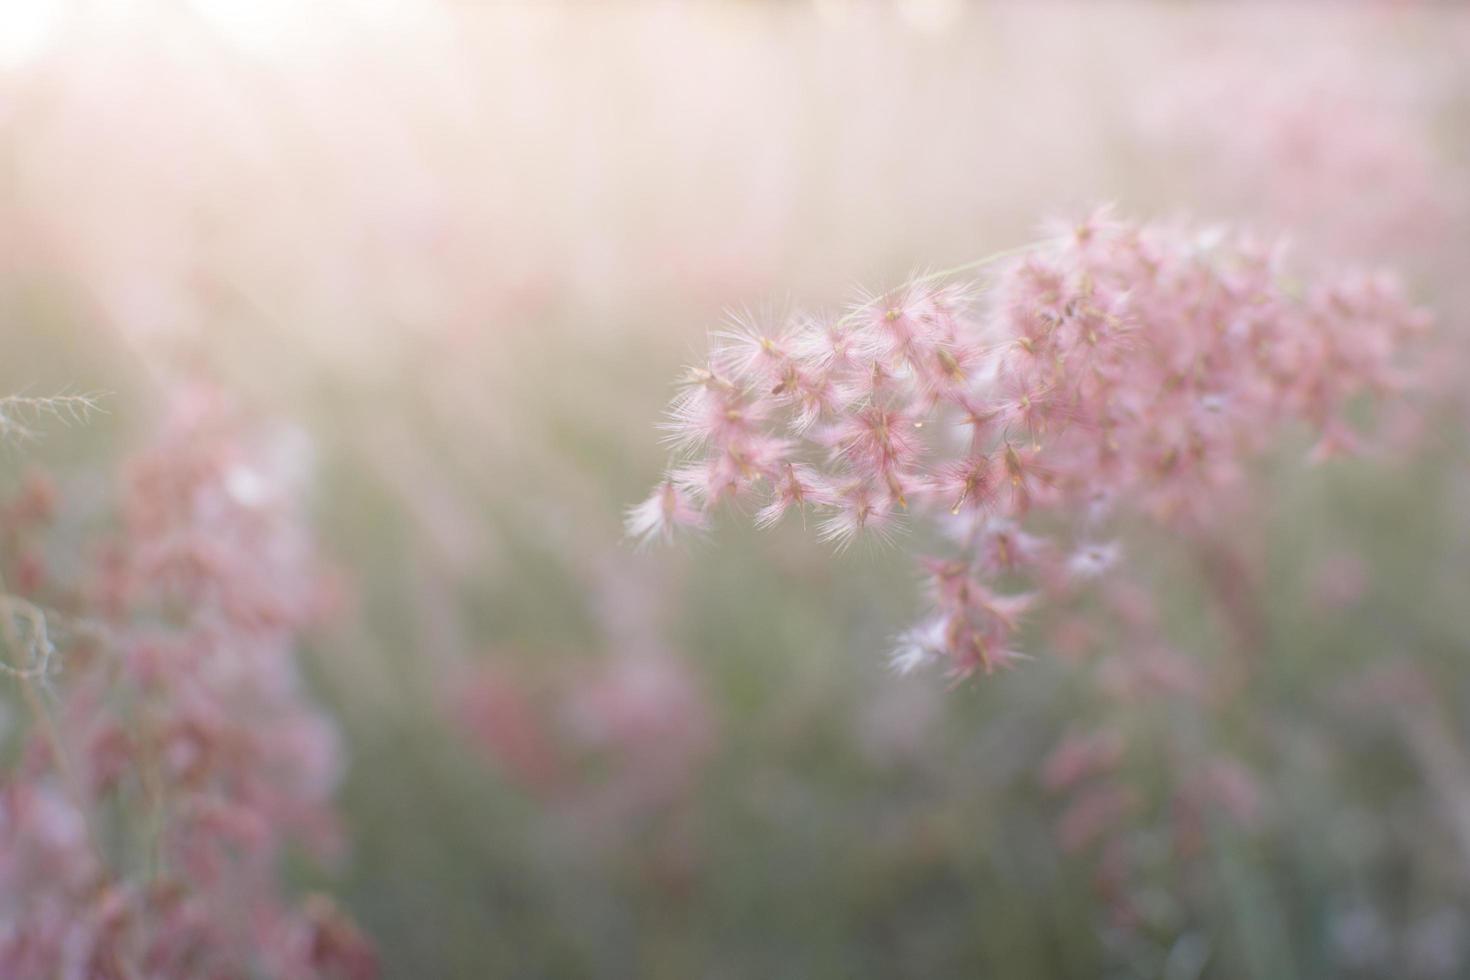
(1057, 784, 1137, 853)
(1041, 729, 1126, 791)
(0, 382, 371, 978)
(625, 479, 708, 547)
(636, 209, 1427, 678)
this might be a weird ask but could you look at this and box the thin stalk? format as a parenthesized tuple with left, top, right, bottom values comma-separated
(834, 240, 1044, 329)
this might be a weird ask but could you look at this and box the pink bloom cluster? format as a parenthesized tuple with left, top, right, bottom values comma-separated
(633, 211, 1427, 677)
(1138, 46, 1462, 269)
(1036, 571, 1268, 929)
(559, 649, 714, 834)
(452, 647, 714, 844)
(0, 384, 374, 979)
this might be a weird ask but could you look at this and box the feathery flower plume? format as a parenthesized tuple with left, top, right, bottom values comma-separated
(0, 391, 107, 443)
(634, 210, 1428, 678)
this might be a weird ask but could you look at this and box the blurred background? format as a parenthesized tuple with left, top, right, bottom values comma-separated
(2, 1, 1469, 977)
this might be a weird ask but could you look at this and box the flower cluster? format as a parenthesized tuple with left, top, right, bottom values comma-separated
(451, 646, 713, 843)
(1137, 45, 1462, 269)
(633, 211, 1428, 677)
(0, 384, 374, 979)
(449, 555, 714, 867)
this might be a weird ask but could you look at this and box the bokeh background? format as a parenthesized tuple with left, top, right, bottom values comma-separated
(3, 1, 1470, 977)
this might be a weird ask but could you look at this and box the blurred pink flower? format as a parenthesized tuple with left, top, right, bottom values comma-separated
(0, 382, 372, 979)
(1310, 551, 1371, 611)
